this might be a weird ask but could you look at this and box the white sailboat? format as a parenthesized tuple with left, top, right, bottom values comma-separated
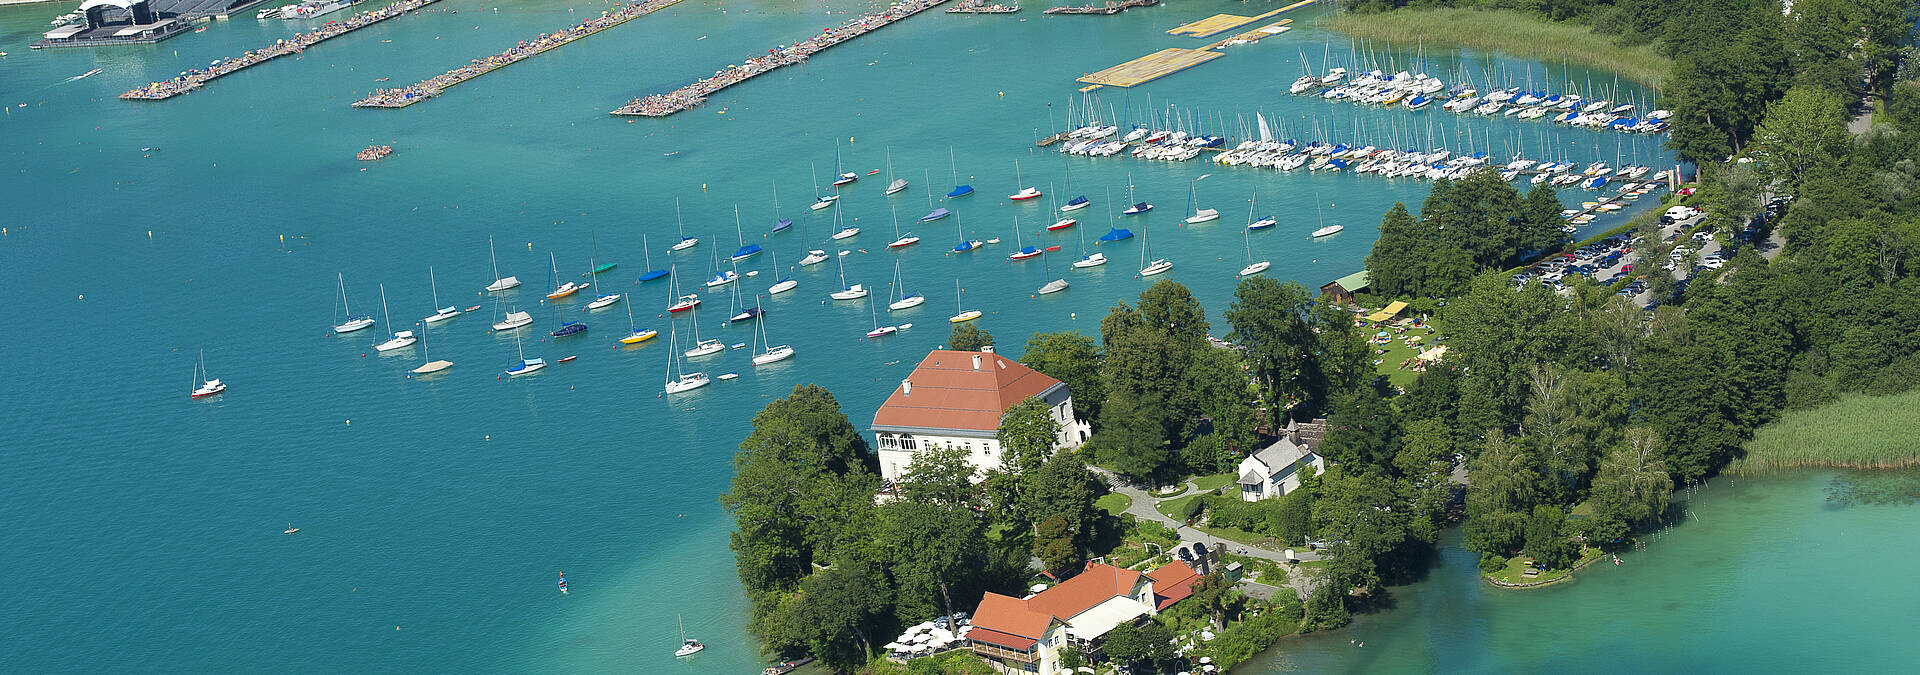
(767, 250, 798, 295)
(504, 332, 545, 376)
(1184, 175, 1218, 224)
(484, 236, 521, 292)
(663, 330, 709, 394)
(1311, 191, 1343, 237)
(372, 284, 418, 352)
(492, 302, 534, 331)
(189, 350, 226, 398)
(1238, 203, 1271, 276)
(682, 304, 724, 358)
(830, 205, 860, 240)
(886, 203, 918, 249)
(887, 261, 924, 310)
(1074, 188, 1111, 269)
(586, 256, 623, 309)
(864, 295, 897, 338)
(1139, 214, 1173, 277)
(670, 198, 699, 251)
(545, 252, 585, 299)
(1008, 159, 1041, 201)
(809, 162, 838, 211)
(883, 148, 908, 195)
(949, 278, 982, 323)
(829, 252, 867, 300)
(1036, 251, 1069, 295)
(422, 266, 462, 323)
(412, 321, 454, 374)
(332, 273, 375, 333)
(673, 614, 706, 657)
(751, 296, 794, 365)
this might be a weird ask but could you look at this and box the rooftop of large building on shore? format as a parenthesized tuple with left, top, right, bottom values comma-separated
(871, 347, 1064, 434)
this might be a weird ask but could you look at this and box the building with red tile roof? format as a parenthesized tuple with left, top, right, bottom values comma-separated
(966, 562, 1156, 674)
(871, 347, 1091, 482)
(1145, 560, 1202, 611)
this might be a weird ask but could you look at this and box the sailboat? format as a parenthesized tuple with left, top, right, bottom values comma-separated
(829, 252, 867, 300)
(829, 206, 860, 241)
(949, 279, 982, 323)
(190, 350, 226, 398)
(1139, 213, 1173, 276)
(888, 261, 924, 310)
(919, 169, 950, 223)
(1061, 195, 1090, 212)
(586, 233, 616, 275)
(1037, 251, 1069, 295)
(505, 331, 546, 376)
(1007, 215, 1041, 260)
(799, 248, 830, 266)
(1311, 191, 1344, 237)
(373, 285, 418, 351)
(332, 273, 375, 333)
(946, 146, 974, 198)
(1238, 200, 1271, 276)
(770, 180, 793, 233)
(704, 245, 739, 288)
(1008, 159, 1041, 200)
(1122, 174, 1153, 214)
(682, 304, 724, 357)
(886, 203, 918, 249)
(729, 205, 763, 262)
(666, 265, 702, 313)
(831, 143, 858, 187)
(809, 162, 839, 211)
(422, 266, 462, 323)
(767, 250, 798, 295)
(638, 234, 668, 283)
(549, 301, 587, 337)
(618, 291, 658, 345)
(951, 210, 982, 253)
(545, 252, 584, 299)
(1184, 176, 1219, 224)
(671, 198, 699, 251)
(751, 296, 795, 365)
(1096, 187, 1133, 246)
(884, 148, 908, 195)
(412, 322, 454, 374)
(674, 614, 706, 657)
(484, 236, 521, 292)
(1074, 193, 1109, 268)
(492, 302, 534, 331)
(663, 327, 711, 394)
(1047, 184, 1077, 230)
(586, 257, 623, 309)
(864, 296, 897, 338)
(726, 278, 762, 323)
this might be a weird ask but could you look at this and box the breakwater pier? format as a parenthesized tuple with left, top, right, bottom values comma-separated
(352, 0, 686, 109)
(119, 0, 442, 101)
(609, 0, 950, 118)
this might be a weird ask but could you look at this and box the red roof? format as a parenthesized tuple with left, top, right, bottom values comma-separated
(970, 563, 1144, 647)
(871, 350, 1062, 433)
(1146, 561, 1201, 610)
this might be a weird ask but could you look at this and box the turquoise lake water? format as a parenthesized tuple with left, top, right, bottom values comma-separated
(0, 0, 1774, 671)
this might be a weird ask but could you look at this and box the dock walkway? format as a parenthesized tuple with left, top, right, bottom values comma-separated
(353, 0, 686, 109)
(610, 0, 950, 118)
(120, 0, 442, 101)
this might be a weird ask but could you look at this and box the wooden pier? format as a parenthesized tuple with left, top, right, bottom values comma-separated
(1076, 48, 1223, 88)
(120, 0, 443, 101)
(610, 0, 949, 118)
(352, 0, 686, 109)
(1165, 6, 1288, 38)
(1043, 0, 1157, 15)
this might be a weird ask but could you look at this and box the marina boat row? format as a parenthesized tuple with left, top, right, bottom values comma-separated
(1288, 68, 1672, 135)
(120, 0, 443, 101)
(610, 0, 952, 117)
(353, 0, 687, 108)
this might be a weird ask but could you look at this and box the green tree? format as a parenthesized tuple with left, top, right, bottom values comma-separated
(1521, 183, 1571, 255)
(899, 444, 979, 508)
(1749, 85, 1850, 195)
(1312, 300, 1373, 396)
(880, 499, 984, 623)
(1303, 583, 1351, 630)
(1091, 392, 1176, 483)
(997, 396, 1061, 476)
(1033, 516, 1081, 577)
(794, 563, 892, 673)
(1395, 417, 1454, 479)
(1319, 386, 1401, 474)
(1588, 427, 1675, 545)
(1447, 273, 1582, 437)
(1463, 431, 1541, 558)
(1523, 505, 1578, 570)
(949, 322, 993, 351)
(1102, 622, 1175, 672)
(1020, 452, 1103, 547)
(1225, 276, 1319, 408)
(723, 386, 877, 595)
(1365, 202, 1431, 297)
(1188, 346, 1261, 454)
(1019, 330, 1106, 423)
(1187, 574, 1243, 630)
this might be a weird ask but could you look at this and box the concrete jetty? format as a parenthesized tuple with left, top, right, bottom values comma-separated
(352, 0, 687, 109)
(119, 0, 442, 101)
(610, 0, 950, 118)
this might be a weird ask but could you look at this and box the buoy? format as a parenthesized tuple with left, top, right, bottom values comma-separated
(77, 294, 83, 300)
(345, 420, 351, 425)
(485, 435, 490, 440)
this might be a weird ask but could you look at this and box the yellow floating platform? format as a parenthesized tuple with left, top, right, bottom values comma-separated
(1077, 48, 1225, 87)
(1166, 6, 1287, 38)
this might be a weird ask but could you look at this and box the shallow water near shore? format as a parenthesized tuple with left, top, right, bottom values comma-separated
(3, 1, 1679, 671)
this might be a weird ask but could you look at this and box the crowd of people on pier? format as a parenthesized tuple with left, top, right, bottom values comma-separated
(613, 0, 950, 117)
(120, 0, 440, 101)
(352, 0, 682, 108)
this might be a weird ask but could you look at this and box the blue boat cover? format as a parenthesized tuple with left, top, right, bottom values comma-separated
(731, 244, 763, 261)
(920, 208, 951, 222)
(773, 219, 793, 232)
(1065, 195, 1089, 206)
(1099, 228, 1134, 242)
(947, 185, 974, 198)
(638, 269, 669, 282)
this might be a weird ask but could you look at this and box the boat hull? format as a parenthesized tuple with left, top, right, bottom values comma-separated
(620, 330, 659, 344)
(950, 310, 982, 323)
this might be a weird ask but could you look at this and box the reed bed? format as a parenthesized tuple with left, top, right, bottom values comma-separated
(1320, 9, 1670, 87)
(1729, 390, 1920, 474)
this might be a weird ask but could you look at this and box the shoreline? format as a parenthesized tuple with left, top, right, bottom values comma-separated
(1484, 547, 1608, 589)
(1318, 8, 1669, 87)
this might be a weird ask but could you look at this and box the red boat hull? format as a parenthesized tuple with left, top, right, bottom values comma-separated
(1047, 220, 1076, 231)
(668, 301, 700, 313)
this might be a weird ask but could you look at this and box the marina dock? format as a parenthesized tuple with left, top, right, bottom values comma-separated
(119, 0, 442, 100)
(1077, 48, 1224, 88)
(352, 0, 686, 108)
(1165, 5, 1289, 39)
(1043, 0, 1158, 15)
(610, 0, 950, 118)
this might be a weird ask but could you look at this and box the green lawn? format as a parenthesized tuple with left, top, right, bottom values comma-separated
(1321, 8, 1671, 85)
(1096, 493, 1133, 517)
(1155, 494, 1206, 523)
(1730, 390, 1920, 474)
(1487, 547, 1606, 587)
(1354, 306, 1445, 390)
(1190, 473, 1236, 494)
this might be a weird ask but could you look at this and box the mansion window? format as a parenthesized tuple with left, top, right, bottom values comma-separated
(899, 434, 918, 451)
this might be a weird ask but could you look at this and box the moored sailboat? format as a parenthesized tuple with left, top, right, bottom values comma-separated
(190, 350, 226, 398)
(949, 278, 982, 323)
(484, 236, 521, 292)
(332, 273, 375, 333)
(372, 285, 417, 352)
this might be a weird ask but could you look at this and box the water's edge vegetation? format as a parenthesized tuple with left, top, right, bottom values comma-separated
(1730, 390, 1920, 474)
(1319, 8, 1671, 86)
